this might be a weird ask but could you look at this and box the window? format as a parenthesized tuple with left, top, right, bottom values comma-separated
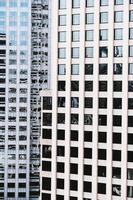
(99, 98, 107, 108)
(58, 81, 66, 91)
(113, 98, 122, 109)
(59, 15, 66, 26)
(84, 114, 93, 125)
(113, 115, 122, 126)
(70, 147, 78, 157)
(99, 29, 108, 40)
(42, 145, 51, 158)
(72, 14, 80, 25)
(42, 193, 51, 200)
(113, 150, 121, 161)
(71, 47, 79, 58)
(71, 130, 78, 141)
(42, 161, 51, 172)
(70, 180, 78, 191)
(86, 13, 94, 24)
(128, 116, 133, 127)
(85, 30, 93, 41)
(42, 177, 51, 191)
(57, 146, 65, 156)
(86, 0, 94, 7)
(98, 183, 106, 194)
(58, 97, 65, 107)
(43, 97, 52, 110)
(71, 97, 79, 108)
(70, 163, 78, 174)
(114, 0, 123, 4)
(42, 129, 52, 139)
(99, 64, 108, 74)
(112, 167, 121, 179)
(59, 0, 66, 9)
(57, 179, 64, 189)
(129, 81, 133, 92)
(57, 113, 65, 124)
(98, 115, 107, 126)
(85, 47, 93, 58)
(71, 81, 79, 91)
(114, 28, 123, 40)
(98, 149, 106, 160)
(113, 63, 122, 74)
(129, 28, 133, 39)
(57, 130, 65, 140)
(58, 48, 66, 59)
(112, 185, 121, 196)
(114, 46, 123, 57)
(99, 81, 107, 91)
(113, 81, 122, 92)
(84, 182, 92, 192)
(84, 97, 93, 108)
(128, 151, 133, 162)
(85, 81, 93, 91)
(58, 64, 66, 75)
(127, 168, 133, 180)
(100, 12, 108, 23)
(129, 10, 133, 21)
(58, 31, 66, 42)
(43, 113, 52, 126)
(84, 165, 92, 175)
(71, 64, 79, 75)
(84, 131, 92, 142)
(127, 186, 133, 198)
(71, 114, 79, 124)
(72, 0, 80, 8)
(72, 31, 80, 42)
(128, 98, 133, 109)
(85, 64, 93, 74)
(129, 63, 133, 75)
(130, 0, 133, 4)
(99, 47, 108, 57)
(98, 166, 106, 177)
(114, 11, 123, 22)
(113, 132, 121, 144)
(84, 148, 92, 158)
(57, 162, 65, 173)
(98, 132, 107, 143)
(129, 46, 133, 57)
(100, 0, 108, 6)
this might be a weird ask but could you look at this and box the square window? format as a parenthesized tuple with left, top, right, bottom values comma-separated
(99, 47, 108, 57)
(113, 63, 122, 74)
(86, 0, 94, 7)
(114, 11, 123, 22)
(72, 14, 80, 25)
(72, 0, 80, 8)
(85, 30, 93, 41)
(59, 0, 66, 9)
(86, 13, 94, 24)
(99, 29, 108, 40)
(99, 64, 108, 74)
(100, 12, 108, 23)
(85, 64, 93, 74)
(71, 97, 79, 108)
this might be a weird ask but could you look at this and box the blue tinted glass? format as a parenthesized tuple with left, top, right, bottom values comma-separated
(0, 1, 6, 7)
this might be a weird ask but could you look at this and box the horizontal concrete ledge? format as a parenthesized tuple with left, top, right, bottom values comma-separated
(40, 89, 52, 96)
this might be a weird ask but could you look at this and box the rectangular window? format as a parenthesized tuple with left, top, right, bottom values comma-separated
(59, 15, 66, 26)
(114, 28, 123, 40)
(99, 29, 108, 40)
(86, 13, 94, 24)
(100, 12, 108, 23)
(86, 0, 94, 7)
(72, 14, 80, 25)
(72, 31, 80, 42)
(72, 0, 80, 8)
(85, 47, 93, 58)
(100, 0, 108, 6)
(114, 0, 123, 5)
(114, 11, 123, 22)
(85, 30, 93, 41)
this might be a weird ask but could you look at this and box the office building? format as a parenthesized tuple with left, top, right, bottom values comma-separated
(41, 0, 133, 199)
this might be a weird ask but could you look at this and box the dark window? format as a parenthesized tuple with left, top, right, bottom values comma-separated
(43, 97, 52, 110)
(84, 114, 93, 125)
(71, 114, 79, 124)
(128, 151, 133, 162)
(56, 195, 64, 200)
(42, 129, 52, 139)
(83, 182, 92, 192)
(98, 132, 107, 143)
(113, 132, 121, 144)
(113, 81, 122, 92)
(99, 98, 107, 108)
(84, 165, 92, 175)
(57, 113, 65, 124)
(85, 64, 93, 74)
(43, 113, 52, 126)
(57, 178, 64, 189)
(84, 131, 92, 142)
(98, 166, 106, 177)
(71, 97, 79, 108)
(57, 129, 65, 140)
(128, 98, 133, 109)
(113, 63, 122, 74)
(70, 180, 78, 191)
(58, 97, 65, 107)
(128, 81, 133, 92)
(84, 148, 92, 159)
(113, 150, 121, 161)
(128, 134, 133, 144)
(98, 115, 107, 126)
(70, 147, 78, 157)
(42, 177, 51, 191)
(71, 81, 79, 91)
(98, 183, 106, 194)
(42, 193, 51, 200)
(112, 184, 121, 196)
(112, 167, 121, 179)
(114, 46, 123, 57)
(128, 116, 133, 127)
(99, 64, 108, 74)
(42, 145, 51, 158)
(58, 81, 66, 91)
(99, 81, 107, 91)
(99, 47, 108, 57)
(84, 97, 93, 108)
(127, 186, 133, 198)
(113, 98, 122, 109)
(85, 81, 93, 91)
(98, 149, 106, 160)
(127, 168, 133, 180)
(42, 161, 51, 171)
(57, 162, 65, 173)
(113, 115, 122, 126)
(71, 130, 78, 141)
(70, 163, 78, 174)
(57, 146, 65, 157)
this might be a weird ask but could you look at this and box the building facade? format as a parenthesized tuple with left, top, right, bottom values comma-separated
(30, 0, 48, 199)
(0, 0, 31, 199)
(41, 0, 133, 199)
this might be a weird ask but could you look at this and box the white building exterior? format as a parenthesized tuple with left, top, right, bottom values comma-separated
(41, 0, 133, 200)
